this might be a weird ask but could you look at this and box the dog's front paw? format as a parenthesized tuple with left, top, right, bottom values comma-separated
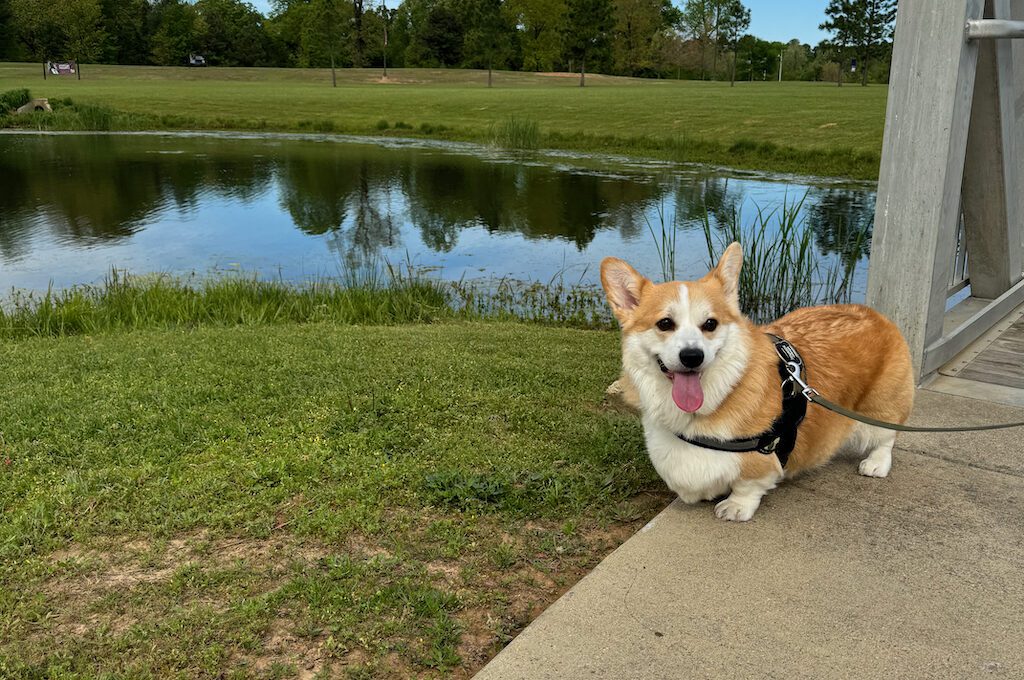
(858, 457, 891, 478)
(714, 495, 759, 522)
(858, 445, 893, 478)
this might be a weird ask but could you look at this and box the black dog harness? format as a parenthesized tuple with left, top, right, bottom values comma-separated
(675, 334, 807, 468)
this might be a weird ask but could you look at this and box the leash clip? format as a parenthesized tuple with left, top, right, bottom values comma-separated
(784, 360, 819, 400)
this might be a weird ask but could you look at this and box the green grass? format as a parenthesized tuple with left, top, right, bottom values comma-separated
(0, 63, 888, 179)
(0, 320, 665, 678)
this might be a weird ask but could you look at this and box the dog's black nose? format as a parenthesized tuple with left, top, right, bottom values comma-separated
(679, 348, 704, 369)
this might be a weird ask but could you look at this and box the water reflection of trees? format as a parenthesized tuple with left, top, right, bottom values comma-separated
(402, 158, 658, 251)
(0, 135, 272, 259)
(682, 179, 875, 266)
(804, 188, 875, 264)
(672, 177, 744, 231)
(0, 135, 877, 273)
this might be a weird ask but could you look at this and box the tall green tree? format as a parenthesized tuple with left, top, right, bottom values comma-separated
(149, 0, 200, 66)
(194, 0, 271, 66)
(406, 3, 463, 67)
(819, 0, 895, 86)
(563, 0, 613, 86)
(351, 0, 365, 66)
(11, 0, 105, 73)
(0, 0, 22, 60)
(306, 0, 350, 84)
(611, 0, 674, 77)
(462, 0, 514, 85)
(10, 0, 68, 62)
(100, 0, 151, 64)
(59, 0, 107, 75)
(780, 39, 810, 80)
(680, 0, 714, 79)
(506, 0, 565, 71)
(716, 0, 748, 86)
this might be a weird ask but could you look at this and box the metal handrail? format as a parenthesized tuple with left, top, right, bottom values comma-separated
(966, 19, 1024, 40)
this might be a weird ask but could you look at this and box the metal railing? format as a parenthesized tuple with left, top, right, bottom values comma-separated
(948, 209, 970, 296)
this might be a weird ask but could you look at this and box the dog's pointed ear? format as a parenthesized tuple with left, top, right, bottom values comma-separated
(712, 242, 743, 306)
(601, 257, 647, 323)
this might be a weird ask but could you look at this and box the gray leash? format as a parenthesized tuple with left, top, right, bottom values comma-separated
(782, 360, 1024, 433)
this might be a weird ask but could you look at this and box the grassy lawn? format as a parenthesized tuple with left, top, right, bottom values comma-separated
(0, 319, 667, 678)
(0, 63, 888, 179)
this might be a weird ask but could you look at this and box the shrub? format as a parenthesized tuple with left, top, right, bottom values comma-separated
(0, 88, 31, 112)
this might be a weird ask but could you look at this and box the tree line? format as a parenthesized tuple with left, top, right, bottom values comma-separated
(0, 0, 896, 84)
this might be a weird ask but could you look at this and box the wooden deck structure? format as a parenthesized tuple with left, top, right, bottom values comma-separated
(926, 301, 1024, 406)
(867, 0, 1024, 393)
(957, 316, 1024, 388)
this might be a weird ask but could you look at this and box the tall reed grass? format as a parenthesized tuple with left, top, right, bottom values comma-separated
(699, 196, 866, 323)
(0, 265, 452, 339)
(490, 117, 541, 150)
(645, 204, 678, 282)
(0, 264, 615, 339)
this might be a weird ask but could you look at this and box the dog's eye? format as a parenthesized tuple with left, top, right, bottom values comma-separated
(655, 317, 675, 332)
(701, 318, 719, 332)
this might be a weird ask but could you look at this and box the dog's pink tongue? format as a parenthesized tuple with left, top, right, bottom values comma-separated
(671, 372, 704, 412)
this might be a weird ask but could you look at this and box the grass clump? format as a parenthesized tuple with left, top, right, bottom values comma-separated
(0, 86, 30, 112)
(450, 276, 610, 329)
(490, 116, 541, 150)
(14, 96, 149, 131)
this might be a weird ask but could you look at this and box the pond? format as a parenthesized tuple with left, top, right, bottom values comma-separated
(0, 132, 876, 297)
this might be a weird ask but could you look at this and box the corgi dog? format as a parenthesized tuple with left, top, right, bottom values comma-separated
(600, 243, 914, 521)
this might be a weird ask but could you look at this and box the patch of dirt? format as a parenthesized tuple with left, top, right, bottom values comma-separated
(247, 617, 327, 680)
(454, 606, 501, 671)
(425, 558, 462, 584)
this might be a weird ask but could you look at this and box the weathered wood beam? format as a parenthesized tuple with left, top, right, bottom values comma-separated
(962, 0, 1023, 299)
(867, 0, 984, 382)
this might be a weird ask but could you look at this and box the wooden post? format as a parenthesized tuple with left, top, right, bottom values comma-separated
(962, 0, 1022, 299)
(866, 0, 984, 380)
(1013, 0, 1024, 255)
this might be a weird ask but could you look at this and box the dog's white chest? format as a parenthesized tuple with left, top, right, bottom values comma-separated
(643, 420, 741, 503)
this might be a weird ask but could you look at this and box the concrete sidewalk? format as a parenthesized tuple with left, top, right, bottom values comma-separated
(476, 390, 1024, 679)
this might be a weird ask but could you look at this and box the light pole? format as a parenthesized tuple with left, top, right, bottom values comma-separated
(778, 51, 783, 82)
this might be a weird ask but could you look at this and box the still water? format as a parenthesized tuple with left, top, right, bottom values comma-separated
(0, 132, 875, 295)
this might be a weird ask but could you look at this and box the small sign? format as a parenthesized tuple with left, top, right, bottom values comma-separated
(47, 61, 77, 76)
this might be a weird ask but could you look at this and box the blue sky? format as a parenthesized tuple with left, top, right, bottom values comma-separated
(744, 0, 830, 45)
(248, 0, 831, 46)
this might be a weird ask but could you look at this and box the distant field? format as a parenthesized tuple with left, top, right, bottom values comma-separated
(0, 63, 888, 179)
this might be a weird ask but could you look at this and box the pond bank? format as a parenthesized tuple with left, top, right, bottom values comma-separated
(0, 64, 887, 180)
